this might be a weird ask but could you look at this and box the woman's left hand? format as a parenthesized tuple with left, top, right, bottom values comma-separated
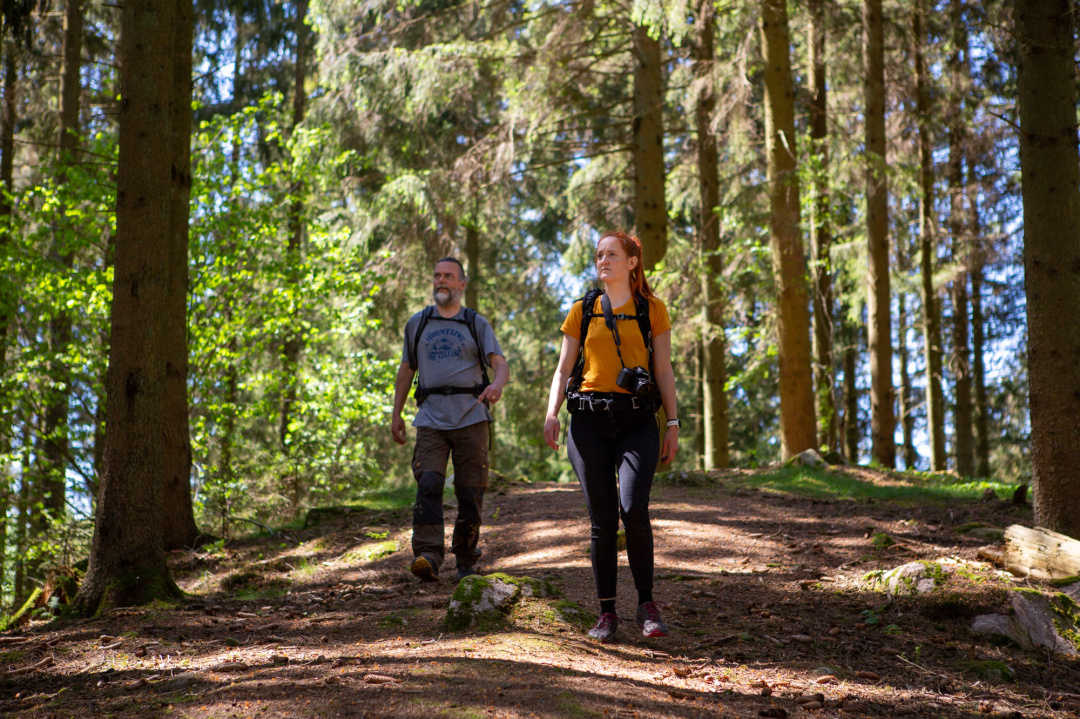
(660, 425, 679, 464)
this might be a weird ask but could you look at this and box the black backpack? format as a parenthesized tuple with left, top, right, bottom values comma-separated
(565, 288, 653, 396)
(408, 306, 491, 405)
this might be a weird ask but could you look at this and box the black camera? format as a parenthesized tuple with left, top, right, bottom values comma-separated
(616, 366, 658, 399)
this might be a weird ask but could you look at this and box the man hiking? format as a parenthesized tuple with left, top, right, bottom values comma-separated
(391, 257, 509, 582)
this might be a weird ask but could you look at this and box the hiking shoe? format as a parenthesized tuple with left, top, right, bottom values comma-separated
(456, 565, 478, 581)
(636, 601, 668, 637)
(587, 612, 620, 643)
(410, 554, 438, 582)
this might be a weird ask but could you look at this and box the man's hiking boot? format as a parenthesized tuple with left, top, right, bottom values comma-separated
(587, 612, 620, 643)
(456, 565, 478, 581)
(410, 554, 438, 582)
(636, 601, 668, 637)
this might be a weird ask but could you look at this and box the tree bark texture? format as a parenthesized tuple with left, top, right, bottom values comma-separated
(897, 292, 917, 469)
(971, 261, 989, 477)
(760, 0, 816, 458)
(631, 23, 667, 270)
(465, 217, 479, 310)
(842, 316, 859, 463)
(161, 0, 199, 550)
(73, 0, 183, 613)
(808, 0, 836, 453)
(1016, 0, 1080, 538)
(969, 170, 991, 477)
(863, 0, 894, 468)
(913, 0, 946, 470)
(948, 0, 973, 477)
(694, 0, 728, 469)
(280, 0, 309, 460)
(42, 0, 84, 520)
(0, 46, 17, 511)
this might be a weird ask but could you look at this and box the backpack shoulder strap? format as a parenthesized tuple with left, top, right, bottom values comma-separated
(567, 289, 602, 396)
(462, 308, 491, 385)
(636, 294, 653, 372)
(408, 306, 435, 372)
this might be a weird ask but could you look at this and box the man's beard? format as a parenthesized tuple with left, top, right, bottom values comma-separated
(434, 287, 462, 308)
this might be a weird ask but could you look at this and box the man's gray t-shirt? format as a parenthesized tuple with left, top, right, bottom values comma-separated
(403, 307, 503, 430)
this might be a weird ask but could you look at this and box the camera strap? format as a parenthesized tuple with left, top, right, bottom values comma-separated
(600, 293, 628, 370)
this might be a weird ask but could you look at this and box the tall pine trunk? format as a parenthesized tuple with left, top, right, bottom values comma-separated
(161, 0, 199, 550)
(694, 0, 728, 469)
(808, 0, 836, 453)
(913, 0, 946, 470)
(42, 0, 84, 521)
(73, 0, 183, 613)
(761, 0, 816, 458)
(221, 7, 243, 489)
(864, 0, 894, 468)
(632, 23, 666, 270)
(841, 313, 860, 463)
(0, 43, 17, 571)
(1016, 0, 1080, 537)
(897, 292, 917, 469)
(969, 165, 990, 477)
(948, 0, 973, 476)
(465, 216, 479, 310)
(280, 0, 308, 486)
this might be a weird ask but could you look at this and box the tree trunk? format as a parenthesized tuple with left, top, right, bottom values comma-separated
(694, 0, 728, 469)
(970, 166, 990, 477)
(913, 0, 946, 471)
(760, 0, 816, 458)
(280, 0, 308, 464)
(161, 0, 199, 551)
(72, 0, 183, 613)
(948, 0, 973, 477)
(1016, 0, 1080, 538)
(842, 315, 860, 463)
(14, 433, 28, 605)
(0, 44, 17, 566)
(632, 23, 667, 270)
(220, 6, 244, 488)
(695, 338, 706, 469)
(465, 217, 479, 310)
(863, 0, 894, 468)
(897, 292, 917, 469)
(42, 0, 84, 522)
(808, 0, 836, 454)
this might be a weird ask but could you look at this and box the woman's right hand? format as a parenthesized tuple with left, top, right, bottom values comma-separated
(543, 414, 561, 450)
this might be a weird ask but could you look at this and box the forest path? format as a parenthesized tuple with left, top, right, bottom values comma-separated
(2, 468, 1078, 718)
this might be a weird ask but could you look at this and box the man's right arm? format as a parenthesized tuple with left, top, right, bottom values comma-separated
(391, 360, 416, 445)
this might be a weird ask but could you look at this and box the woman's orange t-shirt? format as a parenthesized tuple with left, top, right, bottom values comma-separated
(560, 294, 671, 394)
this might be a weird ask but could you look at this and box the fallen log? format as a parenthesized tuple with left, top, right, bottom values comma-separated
(1004, 525, 1080, 580)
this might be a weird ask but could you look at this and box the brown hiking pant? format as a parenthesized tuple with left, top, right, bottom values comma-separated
(411, 421, 489, 570)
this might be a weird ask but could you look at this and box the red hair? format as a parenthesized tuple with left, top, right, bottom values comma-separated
(598, 230, 654, 298)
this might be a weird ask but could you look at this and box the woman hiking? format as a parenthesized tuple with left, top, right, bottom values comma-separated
(543, 230, 680, 643)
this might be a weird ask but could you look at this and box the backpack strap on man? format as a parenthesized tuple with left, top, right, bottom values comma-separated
(411, 306, 491, 405)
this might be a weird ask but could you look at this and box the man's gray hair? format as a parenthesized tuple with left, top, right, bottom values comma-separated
(436, 256, 467, 281)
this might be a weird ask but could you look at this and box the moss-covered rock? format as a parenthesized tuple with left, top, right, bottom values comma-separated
(869, 561, 947, 597)
(976, 589, 1080, 656)
(446, 573, 560, 632)
(551, 600, 596, 632)
(340, 540, 399, 563)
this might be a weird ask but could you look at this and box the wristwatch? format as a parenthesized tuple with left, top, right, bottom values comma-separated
(666, 418, 681, 428)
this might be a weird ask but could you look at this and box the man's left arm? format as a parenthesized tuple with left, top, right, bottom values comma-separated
(477, 353, 508, 405)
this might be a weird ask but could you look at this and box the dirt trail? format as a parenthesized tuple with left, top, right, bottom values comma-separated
(2, 469, 1078, 718)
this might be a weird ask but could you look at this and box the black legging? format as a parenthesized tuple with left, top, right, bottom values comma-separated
(567, 407, 660, 603)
